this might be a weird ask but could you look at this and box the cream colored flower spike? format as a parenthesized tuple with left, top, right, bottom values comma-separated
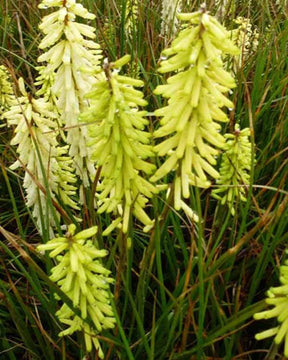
(231, 17, 259, 70)
(4, 78, 79, 234)
(161, 0, 182, 37)
(151, 6, 239, 215)
(4, 78, 59, 234)
(81, 56, 158, 234)
(37, 224, 116, 358)
(38, 0, 102, 186)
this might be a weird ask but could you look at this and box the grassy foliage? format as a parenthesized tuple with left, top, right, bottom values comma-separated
(0, 0, 287, 359)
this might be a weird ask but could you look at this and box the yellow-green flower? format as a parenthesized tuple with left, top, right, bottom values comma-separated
(254, 256, 288, 357)
(212, 125, 253, 215)
(81, 55, 158, 233)
(150, 6, 239, 216)
(124, 0, 139, 37)
(38, 224, 116, 357)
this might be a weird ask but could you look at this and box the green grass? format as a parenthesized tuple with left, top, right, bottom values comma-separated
(0, 0, 288, 359)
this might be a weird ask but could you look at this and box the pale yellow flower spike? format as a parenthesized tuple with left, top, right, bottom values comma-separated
(124, 0, 139, 37)
(81, 55, 158, 234)
(37, 224, 116, 358)
(254, 254, 288, 358)
(0, 65, 16, 117)
(151, 5, 239, 217)
(38, 0, 102, 186)
(161, 0, 182, 37)
(212, 125, 253, 215)
(231, 17, 259, 70)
